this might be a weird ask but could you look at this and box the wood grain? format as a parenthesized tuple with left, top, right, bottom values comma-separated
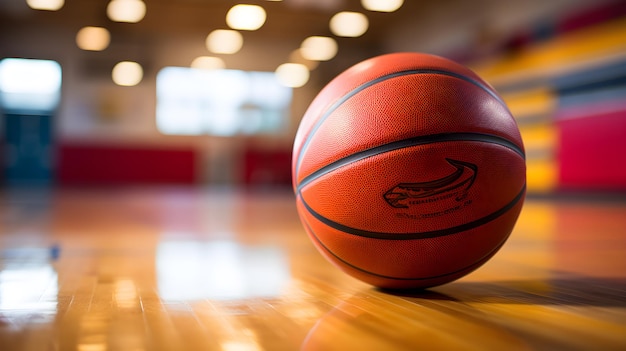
(1, 188, 624, 350)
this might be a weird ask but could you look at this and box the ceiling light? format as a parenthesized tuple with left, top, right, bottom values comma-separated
(329, 11, 368, 37)
(288, 49, 319, 70)
(275, 63, 309, 88)
(26, 0, 64, 11)
(206, 30, 244, 54)
(112, 61, 143, 86)
(191, 56, 226, 70)
(361, 0, 403, 12)
(107, 0, 146, 23)
(226, 4, 266, 31)
(76, 26, 110, 51)
(300, 36, 337, 61)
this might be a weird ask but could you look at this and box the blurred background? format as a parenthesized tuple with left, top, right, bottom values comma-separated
(1, 0, 625, 195)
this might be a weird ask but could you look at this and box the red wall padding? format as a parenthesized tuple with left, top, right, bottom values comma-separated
(58, 143, 197, 185)
(557, 108, 626, 191)
(243, 148, 292, 187)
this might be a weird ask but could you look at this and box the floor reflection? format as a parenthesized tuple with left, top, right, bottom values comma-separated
(1, 188, 624, 350)
(156, 239, 290, 301)
(0, 247, 58, 315)
(301, 290, 532, 351)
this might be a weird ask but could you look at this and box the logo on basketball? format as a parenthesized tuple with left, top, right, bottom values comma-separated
(383, 158, 478, 209)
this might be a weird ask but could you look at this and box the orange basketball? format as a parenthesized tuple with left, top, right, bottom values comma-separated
(292, 53, 526, 290)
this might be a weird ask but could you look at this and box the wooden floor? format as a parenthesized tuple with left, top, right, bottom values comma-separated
(0, 186, 625, 351)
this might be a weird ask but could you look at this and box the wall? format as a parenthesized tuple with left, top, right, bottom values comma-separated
(0, 18, 334, 186)
(2, 0, 624, 192)
(468, 1, 626, 193)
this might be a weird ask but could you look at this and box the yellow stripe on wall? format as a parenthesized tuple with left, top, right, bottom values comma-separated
(520, 123, 559, 193)
(472, 18, 626, 86)
(502, 87, 556, 119)
(526, 158, 558, 193)
(519, 123, 557, 152)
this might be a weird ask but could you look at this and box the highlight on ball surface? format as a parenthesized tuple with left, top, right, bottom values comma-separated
(292, 52, 526, 290)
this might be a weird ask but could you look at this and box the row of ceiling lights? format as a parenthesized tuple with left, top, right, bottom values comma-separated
(26, 0, 404, 87)
(27, 0, 146, 21)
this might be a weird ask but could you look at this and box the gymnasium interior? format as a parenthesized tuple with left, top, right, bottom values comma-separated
(1, 0, 625, 350)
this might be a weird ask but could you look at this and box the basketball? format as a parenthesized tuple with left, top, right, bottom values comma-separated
(292, 52, 526, 289)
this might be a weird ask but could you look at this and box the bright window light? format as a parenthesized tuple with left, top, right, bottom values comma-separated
(0, 59, 61, 94)
(156, 240, 290, 301)
(0, 262, 58, 313)
(156, 67, 292, 136)
(0, 58, 62, 112)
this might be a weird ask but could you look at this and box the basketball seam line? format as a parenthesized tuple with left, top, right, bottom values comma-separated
(298, 184, 526, 240)
(302, 207, 513, 281)
(294, 68, 509, 178)
(296, 132, 525, 191)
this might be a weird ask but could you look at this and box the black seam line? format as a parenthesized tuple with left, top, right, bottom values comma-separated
(294, 68, 507, 178)
(296, 132, 525, 192)
(302, 204, 513, 281)
(299, 184, 526, 241)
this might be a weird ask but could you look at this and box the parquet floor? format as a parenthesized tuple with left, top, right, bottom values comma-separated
(1, 187, 625, 350)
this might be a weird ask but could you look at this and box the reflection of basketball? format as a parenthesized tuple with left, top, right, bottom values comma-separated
(292, 53, 526, 289)
(300, 293, 529, 351)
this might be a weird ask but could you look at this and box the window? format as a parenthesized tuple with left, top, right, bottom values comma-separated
(0, 58, 62, 113)
(156, 67, 292, 136)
